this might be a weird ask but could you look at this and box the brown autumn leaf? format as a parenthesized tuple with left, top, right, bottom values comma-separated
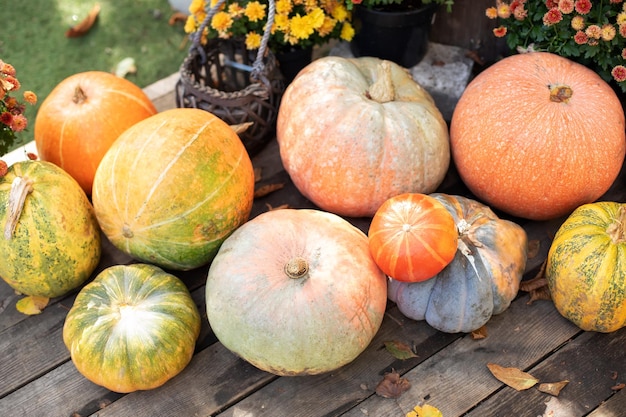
(66, 3, 101, 38)
(537, 380, 569, 396)
(254, 167, 263, 182)
(16, 295, 50, 315)
(375, 370, 411, 399)
(384, 340, 417, 360)
(254, 183, 285, 198)
(470, 325, 488, 340)
(265, 203, 289, 211)
(611, 382, 625, 391)
(527, 239, 541, 259)
(520, 260, 552, 304)
(487, 363, 539, 391)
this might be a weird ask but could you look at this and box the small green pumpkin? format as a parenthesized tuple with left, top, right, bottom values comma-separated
(546, 202, 626, 333)
(63, 263, 201, 393)
(0, 160, 101, 301)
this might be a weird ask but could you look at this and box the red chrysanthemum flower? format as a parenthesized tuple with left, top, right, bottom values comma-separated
(612, 65, 626, 82)
(574, 30, 589, 44)
(558, 0, 575, 14)
(574, 0, 592, 14)
(543, 8, 563, 25)
(0, 112, 13, 126)
(493, 26, 508, 37)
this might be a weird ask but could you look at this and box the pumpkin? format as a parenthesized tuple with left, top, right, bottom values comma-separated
(63, 263, 201, 393)
(92, 108, 255, 271)
(546, 202, 626, 333)
(388, 194, 528, 333)
(276, 56, 450, 218)
(0, 160, 101, 301)
(450, 52, 625, 221)
(34, 71, 157, 195)
(205, 208, 388, 376)
(368, 193, 458, 282)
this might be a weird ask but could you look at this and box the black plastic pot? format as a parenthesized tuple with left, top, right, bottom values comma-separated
(350, 4, 438, 68)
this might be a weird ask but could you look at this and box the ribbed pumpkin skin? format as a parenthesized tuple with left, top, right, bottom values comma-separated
(450, 52, 625, 220)
(34, 71, 157, 195)
(388, 194, 528, 333)
(0, 161, 101, 298)
(546, 202, 626, 332)
(92, 108, 255, 270)
(63, 264, 201, 393)
(368, 193, 458, 282)
(206, 209, 388, 376)
(277, 56, 450, 218)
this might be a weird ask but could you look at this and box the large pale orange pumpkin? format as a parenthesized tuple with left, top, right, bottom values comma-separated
(35, 71, 157, 195)
(277, 56, 450, 218)
(92, 108, 255, 271)
(206, 208, 387, 376)
(450, 52, 625, 220)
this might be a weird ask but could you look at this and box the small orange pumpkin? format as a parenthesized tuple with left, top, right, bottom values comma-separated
(368, 193, 458, 282)
(34, 71, 157, 195)
(450, 52, 625, 220)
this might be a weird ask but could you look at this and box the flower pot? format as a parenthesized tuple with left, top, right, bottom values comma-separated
(275, 46, 314, 83)
(350, 4, 438, 68)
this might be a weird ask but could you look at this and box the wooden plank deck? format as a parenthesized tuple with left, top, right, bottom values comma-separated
(1, 74, 625, 417)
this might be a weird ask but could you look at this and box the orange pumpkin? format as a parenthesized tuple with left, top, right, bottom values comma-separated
(368, 193, 458, 282)
(34, 71, 157, 195)
(277, 56, 450, 218)
(450, 52, 626, 220)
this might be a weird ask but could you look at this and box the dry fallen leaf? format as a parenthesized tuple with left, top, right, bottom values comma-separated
(265, 203, 289, 211)
(375, 371, 411, 399)
(520, 260, 552, 304)
(487, 363, 539, 391)
(407, 403, 443, 417)
(470, 325, 488, 340)
(254, 183, 285, 198)
(384, 340, 417, 360)
(66, 3, 101, 38)
(254, 167, 263, 182)
(527, 239, 541, 259)
(16, 295, 50, 315)
(611, 382, 625, 391)
(538, 380, 569, 396)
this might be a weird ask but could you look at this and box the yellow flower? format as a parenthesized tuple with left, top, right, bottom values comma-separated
(184, 15, 199, 33)
(245, 1, 266, 22)
(485, 7, 498, 19)
(228, 3, 245, 17)
(307, 7, 325, 29)
(274, 13, 290, 31)
(571, 15, 585, 31)
(211, 11, 234, 31)
(340, 22, 354, 41)
(245, 31, 262, 49)
(601, 23, 617, 41)
(332, 3, 348, 22)
(290, 14, 315, 39)
(189, 0, 205, 14)
(618, 12, 626, 26)
(317, 16, 336, 36)
(276, 0, 293, 14)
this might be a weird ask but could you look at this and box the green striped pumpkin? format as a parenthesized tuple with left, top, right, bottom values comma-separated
(92, 108, 255, 270)
(0, 160, 101, 299)
(63, 263, 201, 393)
(546, 202, 626, 333)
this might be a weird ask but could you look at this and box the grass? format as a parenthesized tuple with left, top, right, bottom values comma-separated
(2, 0, 190, 152)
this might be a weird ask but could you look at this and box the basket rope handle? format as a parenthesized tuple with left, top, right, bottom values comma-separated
(190, 0, 276, 84)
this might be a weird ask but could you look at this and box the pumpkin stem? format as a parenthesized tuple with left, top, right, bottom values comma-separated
(367, 61, 395, 103)
(4, 176, 33, 240)
(73, 85, 88, 104)
(284, 257, 309, 280)
(607, 205, 626, 244)
(548, 84, 573, 103)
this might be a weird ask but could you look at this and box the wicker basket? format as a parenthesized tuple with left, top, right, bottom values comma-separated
(175, 0, 284, 156)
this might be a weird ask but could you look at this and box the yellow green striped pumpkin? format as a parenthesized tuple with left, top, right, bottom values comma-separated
(546, 202, 626, 333)
(92, 108, 255, 270)
(63, 263, 201, 393)
(0, 160, 101, 299)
